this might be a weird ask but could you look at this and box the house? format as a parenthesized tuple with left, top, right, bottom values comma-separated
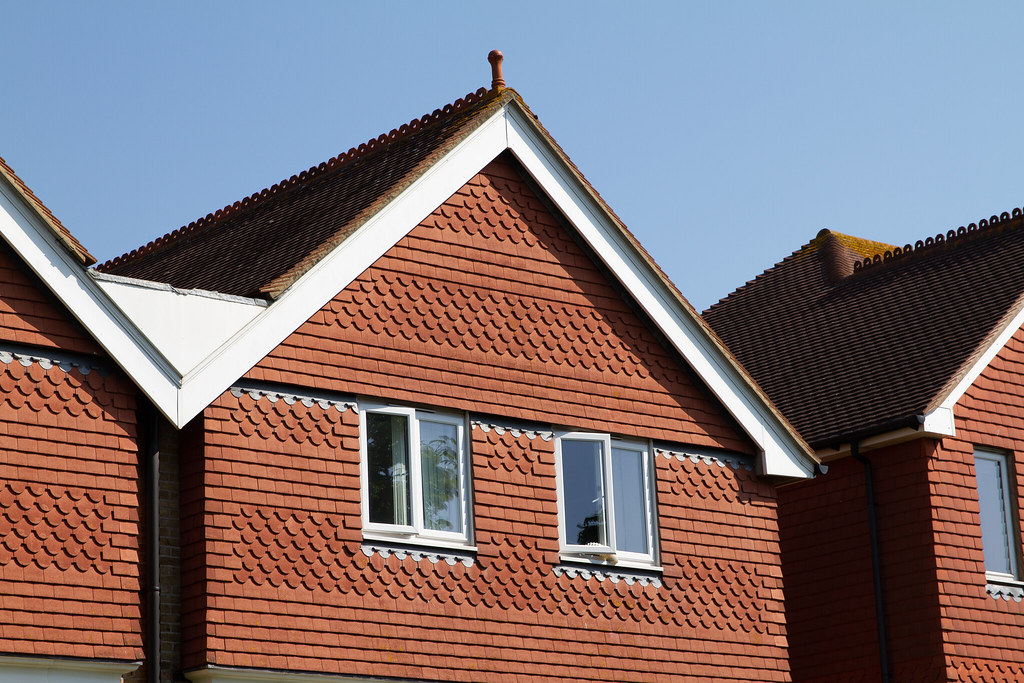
(0, 53, 817, 682)
(703, 224, 1024, 681)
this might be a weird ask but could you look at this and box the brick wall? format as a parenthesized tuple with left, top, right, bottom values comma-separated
(933, 325, 1024, 681)
(779, 440, 948, 682)
(179, 389, 789, 681)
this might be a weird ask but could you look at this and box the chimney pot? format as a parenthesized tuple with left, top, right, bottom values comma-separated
(488, 50, 505, 90)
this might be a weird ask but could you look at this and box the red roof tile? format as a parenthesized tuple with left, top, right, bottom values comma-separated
(703, 214, 1024, 447)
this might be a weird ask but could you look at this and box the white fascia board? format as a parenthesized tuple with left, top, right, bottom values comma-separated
(503, 106, 813, 479)
(0, 655, 140, 683)
(920, 405, 955, 437)
(93, 271, 265, 376)
(174, 107, 511, 426)
(815, 423, 952, 462)
(187, 666, 377, 683)
(0, 182, 180, 420)
(933, 298, 1024, 419)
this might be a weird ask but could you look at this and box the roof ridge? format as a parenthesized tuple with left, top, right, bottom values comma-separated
(852, 206, 1024, 273)
(96, 86, 496, 273)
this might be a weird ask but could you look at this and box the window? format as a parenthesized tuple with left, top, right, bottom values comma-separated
(359, 404, 470, 545)
(974, 448, 1020, 581)
(555, 432, 657, 566)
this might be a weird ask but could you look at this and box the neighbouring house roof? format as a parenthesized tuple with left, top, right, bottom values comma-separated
(703, 213, 1024, 448)
(0, 155, 96, 266)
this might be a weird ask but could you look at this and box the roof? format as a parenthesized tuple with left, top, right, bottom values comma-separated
(703, 213, 1024, 448)
(98, 87, 509, 298)
(0, 155, 96, 265)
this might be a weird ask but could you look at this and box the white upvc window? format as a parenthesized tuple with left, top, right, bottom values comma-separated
(974, 448, 1021, 581)
(554, 432, 657, 566)
(359, 403, 470, 546)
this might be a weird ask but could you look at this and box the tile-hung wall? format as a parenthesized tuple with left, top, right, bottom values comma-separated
(0, 244, 142, 664)
(176, 156, 793, 681)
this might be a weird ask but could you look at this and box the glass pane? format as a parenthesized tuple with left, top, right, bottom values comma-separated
(420, 420, 462, 533)
(562, 440, 606, 547)
(975, 455, 1013, 575)
(366, 413, 410, 526)
(612, 447, 649, 555)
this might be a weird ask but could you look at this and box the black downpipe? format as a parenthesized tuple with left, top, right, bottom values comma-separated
(145, 405, 161, 683)
(853, 442, 889, 683)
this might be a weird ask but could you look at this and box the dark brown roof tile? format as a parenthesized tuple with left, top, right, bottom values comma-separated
(97, 87, 509, 298)
(703, 217, 1024, 447)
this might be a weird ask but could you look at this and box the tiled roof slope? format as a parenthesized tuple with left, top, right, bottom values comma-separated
(0, 155, 96, 266)
(97, 87, 510, 298)
(703, 213, 1024, 447)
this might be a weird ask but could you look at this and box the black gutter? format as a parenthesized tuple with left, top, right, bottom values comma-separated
(145, 404, 161, 683)
(852, 442, 889, 683)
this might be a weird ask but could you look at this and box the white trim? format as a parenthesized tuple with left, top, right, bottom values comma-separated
(0, 655, 139, 683)
(935, 298, 1024, 418)
(94, 272, 266, 376)
(89, 270, 269, 306)
(186, 666, 389, 683)
(919, 406, 955, 437)
(0, 178, 180, 418)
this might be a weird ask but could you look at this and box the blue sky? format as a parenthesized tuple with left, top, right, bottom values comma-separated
(2, 2, 1022, 311)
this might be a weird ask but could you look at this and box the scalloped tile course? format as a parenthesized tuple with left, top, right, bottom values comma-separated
(0, 356, 141, 661)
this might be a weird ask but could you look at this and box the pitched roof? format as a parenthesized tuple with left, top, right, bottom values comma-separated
(702, 213, 1024, 448)
(0, 155, 96, 266)
(704, 214, 1024, 448)
(98, 86, 510, 298)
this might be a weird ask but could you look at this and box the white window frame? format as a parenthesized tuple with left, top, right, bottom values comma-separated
(359, 403, 471, 547)
(974, 448, 1021, 583)
(554, 431, 658, 567)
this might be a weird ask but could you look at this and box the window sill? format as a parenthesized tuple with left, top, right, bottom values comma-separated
(558, 552, 661, 573)
(361, 534, 477, 567)
(985, 575, 1024, 602)
(556, 555, 663, 586)
(362, 531, 475, 553)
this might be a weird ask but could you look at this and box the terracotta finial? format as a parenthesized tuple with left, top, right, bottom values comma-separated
(488, 50, 505, 90)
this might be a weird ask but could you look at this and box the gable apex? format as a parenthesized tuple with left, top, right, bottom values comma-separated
(155, 96, 814, 478)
